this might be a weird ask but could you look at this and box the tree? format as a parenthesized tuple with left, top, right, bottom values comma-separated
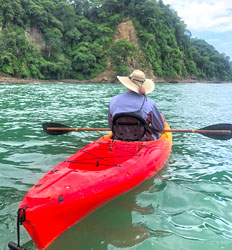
(110, 39, 137, 69)
(72, 43, 97, 79)
(44, 27, 63, 59)
(1, 0, 25, 27)
(54, 2, 76, 31)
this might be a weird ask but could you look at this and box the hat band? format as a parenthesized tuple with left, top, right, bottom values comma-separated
(129, 76, 145, 87)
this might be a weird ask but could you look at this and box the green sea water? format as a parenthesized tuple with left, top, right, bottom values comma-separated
(0, 82, 232, 250)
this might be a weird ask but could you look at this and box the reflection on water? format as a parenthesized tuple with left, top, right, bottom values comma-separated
(1, 83, 232, 250)
(47, 166, 169, 250)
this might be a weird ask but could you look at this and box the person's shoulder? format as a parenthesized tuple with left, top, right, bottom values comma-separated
(146, 96, 159, 109)
(146, 96, 156, 104)
(110, 92, 126, 102)
(113, 92, 128, 98)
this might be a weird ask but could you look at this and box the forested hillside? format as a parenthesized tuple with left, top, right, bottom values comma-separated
(0, 0, 232, 81)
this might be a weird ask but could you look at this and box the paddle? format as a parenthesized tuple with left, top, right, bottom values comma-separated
(42, 122, 232, 140)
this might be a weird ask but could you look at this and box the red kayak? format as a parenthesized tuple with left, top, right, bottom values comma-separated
(13, 120, 172, 250)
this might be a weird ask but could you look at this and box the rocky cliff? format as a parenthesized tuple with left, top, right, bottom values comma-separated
(92, 17, 155, 82)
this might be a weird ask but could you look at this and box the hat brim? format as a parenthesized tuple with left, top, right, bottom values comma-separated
(117, 76, 155, 94)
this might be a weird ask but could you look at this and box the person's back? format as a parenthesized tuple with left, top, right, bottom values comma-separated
(108, 70, 164, 141)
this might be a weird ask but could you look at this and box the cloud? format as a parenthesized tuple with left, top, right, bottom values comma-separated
(162, 0, 232, 58)
(206, 38, 220, 43)
(163, 0, 232, 32)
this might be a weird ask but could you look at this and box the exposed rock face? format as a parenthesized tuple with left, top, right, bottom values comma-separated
(93, 17, 155, 82)
(114, 17, 143, 71)
(25, 27, 46, 51)
(114, 17, 140, 50)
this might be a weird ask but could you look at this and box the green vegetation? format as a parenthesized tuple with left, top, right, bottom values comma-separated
(0, 0, 231, 81)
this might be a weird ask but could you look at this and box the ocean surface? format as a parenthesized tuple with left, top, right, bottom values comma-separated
(0, 82, 232, 250)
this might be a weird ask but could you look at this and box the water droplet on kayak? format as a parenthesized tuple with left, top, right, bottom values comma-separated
(126, 173, 130, 178)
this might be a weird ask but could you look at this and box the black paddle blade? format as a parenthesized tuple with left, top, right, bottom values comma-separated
(8, 241, 27, 250)
(200, 123, 232, 140)
(42, 122, 71, 135)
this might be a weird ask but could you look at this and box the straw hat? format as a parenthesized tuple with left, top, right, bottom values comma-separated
(117, 70, 155, 94)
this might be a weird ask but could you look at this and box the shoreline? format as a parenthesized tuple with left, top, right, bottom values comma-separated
(0, 76, 230, 84)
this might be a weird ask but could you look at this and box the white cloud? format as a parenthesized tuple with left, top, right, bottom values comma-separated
(206, 38, 220, 43)
(163, 0, 232, 32)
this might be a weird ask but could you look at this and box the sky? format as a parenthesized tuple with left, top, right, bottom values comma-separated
(162, 0, 232, 60)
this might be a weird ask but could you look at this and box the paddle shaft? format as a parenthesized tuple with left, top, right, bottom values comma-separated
(47, 127, 111, 131)
(162, 129, 231, 134)
(47, 127, 231, 134)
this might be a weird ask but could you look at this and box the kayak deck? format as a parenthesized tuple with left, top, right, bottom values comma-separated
(18, 121, 172, 249)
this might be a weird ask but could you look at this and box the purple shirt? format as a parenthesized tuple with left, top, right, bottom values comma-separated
(108, 91, 164, 140)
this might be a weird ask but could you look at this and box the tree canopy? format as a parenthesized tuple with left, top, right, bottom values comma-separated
(0, 0, 231, 81)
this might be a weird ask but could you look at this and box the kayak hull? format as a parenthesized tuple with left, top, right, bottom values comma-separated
(19, 121, 172, 249)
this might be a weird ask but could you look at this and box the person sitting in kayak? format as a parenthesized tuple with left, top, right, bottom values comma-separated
(108, 69, 164, 141)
